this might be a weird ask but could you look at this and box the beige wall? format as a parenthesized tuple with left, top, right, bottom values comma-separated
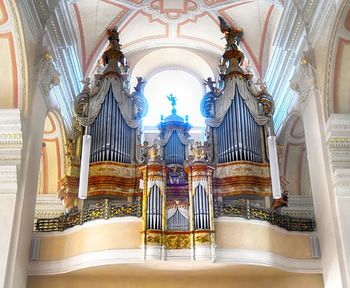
(215, 220, 313, 259)
(37, 220, 142, 261)
(28, 265, 323, 288)
(35, 218, 314, 262)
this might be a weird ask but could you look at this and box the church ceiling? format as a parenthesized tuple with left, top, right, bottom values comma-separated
(0, 0, 26, 110)
(70, 0, 283, 78)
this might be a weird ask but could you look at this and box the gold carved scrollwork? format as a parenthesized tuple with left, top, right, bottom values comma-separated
(146, 233, 161, 245)
(165, 234, 191, 249)
(195, 233, 210, 245)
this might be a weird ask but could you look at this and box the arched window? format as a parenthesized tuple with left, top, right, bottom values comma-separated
(143, 70, 205, 127)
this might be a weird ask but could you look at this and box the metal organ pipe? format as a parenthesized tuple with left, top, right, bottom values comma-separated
(89, 88, 132, 163)
(147, 185, 162, 230)
(217, 90, 263, 163)
(193, 185, 209, 230)
(164, 131, 185, 165)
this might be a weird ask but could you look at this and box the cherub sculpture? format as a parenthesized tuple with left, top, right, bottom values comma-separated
(191, 141, 210, 162)
(149, 144, 161, 162)
(58, 188, 78, 215)
(139, 141, 150, 163)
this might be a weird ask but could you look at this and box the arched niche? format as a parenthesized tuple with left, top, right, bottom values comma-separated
(278, 113, 314, 217)
(0, 0, 28, 112)
(35, 110, 68, 218)
(326, 1, 350, 116)
(130, 48, 215, 85)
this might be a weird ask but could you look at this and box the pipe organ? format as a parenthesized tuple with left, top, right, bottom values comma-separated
(200, 17, 275, 206)
(61, 18, 285, 262)
(73, 28, 147, 200)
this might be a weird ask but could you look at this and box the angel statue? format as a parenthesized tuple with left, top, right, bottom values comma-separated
(204, 77, 222, 97)
(167, 94, 177, 106)
(167, 94, 177, 114)
(218, 16, 243, 50)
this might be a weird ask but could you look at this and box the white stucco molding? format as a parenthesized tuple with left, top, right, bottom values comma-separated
(0, 109, 22, 164)
(28, 248, 322, 276)
(0, 165, 18, 195)
(326, 114, 350, 169)
(332, 169, 350, 197)
(290, 53, 318, 104)
(0, 109, 22, 195)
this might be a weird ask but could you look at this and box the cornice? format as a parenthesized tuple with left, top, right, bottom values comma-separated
(28, 248, 321, 276)
(0, 109, 22, 164)
(17, 0, 83, 131)
(0, 165, 18, 195)
(332, 168, 350, 197)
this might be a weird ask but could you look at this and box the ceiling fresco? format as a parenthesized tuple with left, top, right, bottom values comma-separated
(70, 0, 283, 78)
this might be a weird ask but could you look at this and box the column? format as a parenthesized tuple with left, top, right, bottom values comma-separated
(291, 56, 345, 287)
(186, 163, 215, 261)
(140, 163, 167, 260)
(0, 109, 22, 288)
(326, 114, 350, 286)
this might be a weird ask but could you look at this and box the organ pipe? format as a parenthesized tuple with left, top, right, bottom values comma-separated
(147, 185, 162, 230)
(217, 91, 263, 163)
(78, 134, 91, 199)
(193, 185, 210, 230)
(89, 89, 132, 163)
(164, 131, 185, 165)
(268, 136, 282, 199)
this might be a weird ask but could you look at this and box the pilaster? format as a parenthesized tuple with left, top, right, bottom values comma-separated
(290, 57, 345, 287)
(0, 109, 22, 288)
(326, 113, 350, 286)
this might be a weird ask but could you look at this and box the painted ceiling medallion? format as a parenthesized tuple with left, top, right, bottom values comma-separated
(148, 0, 202, 22)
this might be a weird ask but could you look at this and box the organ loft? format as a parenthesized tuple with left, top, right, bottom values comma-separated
(35, 19, 315, 260)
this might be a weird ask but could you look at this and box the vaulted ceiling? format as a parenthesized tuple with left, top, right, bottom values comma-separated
(70, 0, 283, 79)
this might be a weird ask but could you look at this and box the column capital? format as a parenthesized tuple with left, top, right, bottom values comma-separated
(290, 53, 317, 104)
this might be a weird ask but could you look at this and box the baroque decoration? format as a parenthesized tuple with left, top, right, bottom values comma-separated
(35, 19, 316, 260)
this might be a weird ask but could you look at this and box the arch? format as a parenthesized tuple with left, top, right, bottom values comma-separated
(278, 113, 311, 196)
(0, 0, 28, 112)
(130, 48, 215, 85)
(37, 110, 68, 195)
(325, 0, 350, 117)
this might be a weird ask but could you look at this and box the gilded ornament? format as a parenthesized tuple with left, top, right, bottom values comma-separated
(146, 233, 161, 245)
(165, 234, 191, 249)
(195, 233, 210, 245)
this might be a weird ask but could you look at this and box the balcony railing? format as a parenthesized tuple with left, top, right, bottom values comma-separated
(34, 198, 315, 232)
(214, 200, 316, 232)
(35, 198, 142, 232)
